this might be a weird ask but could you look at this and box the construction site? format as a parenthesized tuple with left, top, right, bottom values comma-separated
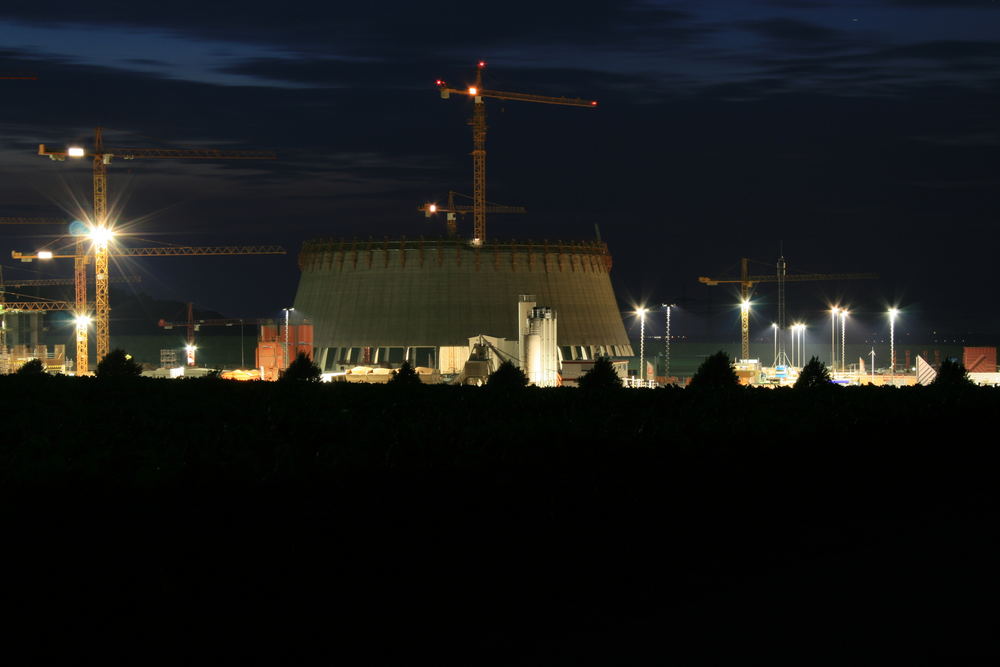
(1, 63, 995, 386)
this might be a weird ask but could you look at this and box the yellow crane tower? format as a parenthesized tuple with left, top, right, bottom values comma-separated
(436, 62, 596, 245)
(418, 190, 526, 236)
(38, 127, 276, 369)
(12, 244, 286, 374)
(699, 258, 878, 362)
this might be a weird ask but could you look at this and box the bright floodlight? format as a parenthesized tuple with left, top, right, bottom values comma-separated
(67, 146, 85, 158)
(772, 322, 778, 329)
(888, 307, 900, 321)
(740, 299, 751, 313)
(428, 203, 437, 213)
(74, 315, 91, 326)
(831, 306, 840, 314)
(468, 86, 478, 95)
(89, 226, 115, 244)
(185, 344, 197, 353)
(37, 250, 53, 260)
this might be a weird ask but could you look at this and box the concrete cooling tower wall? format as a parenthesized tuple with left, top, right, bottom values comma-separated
(294, 238, 633, 372)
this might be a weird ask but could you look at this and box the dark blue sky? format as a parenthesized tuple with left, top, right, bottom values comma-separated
(0, 0, 998, 343)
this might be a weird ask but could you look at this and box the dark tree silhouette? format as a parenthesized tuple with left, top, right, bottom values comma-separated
(281, 353, 321, 382)
(389, 360, 422, 386)
(578, 356, 622, 391)
(15, 358, 46, 377)
(486, 360, 529, 390)
(932, 358, 974, 389)
(794, 356, 832, 389)
(688, 351, 739, 390)
(96, 349, 143, 379)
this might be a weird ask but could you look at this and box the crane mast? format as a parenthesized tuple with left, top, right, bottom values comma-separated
(699, 258, 878, 364)
(38, 127, 275, 368)
(11, 244, 283, 374)
(437, 62, 596, 245)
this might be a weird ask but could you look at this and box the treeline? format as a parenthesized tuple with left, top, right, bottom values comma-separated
(2, 369, 997, 663)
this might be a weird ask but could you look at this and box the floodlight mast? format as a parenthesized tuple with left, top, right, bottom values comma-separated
(38, 127, 275, 367)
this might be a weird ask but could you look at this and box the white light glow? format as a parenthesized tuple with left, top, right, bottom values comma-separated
(468, 86, 478, 95)
(74, 315, 91, 326)
(89, 226, 115, 244)
(37, 250, 53, 260)
(67, 146, 85, 157)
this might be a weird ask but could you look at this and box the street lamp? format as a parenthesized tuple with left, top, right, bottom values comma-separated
(830, 306, 839, 370)
(792, 323, 805, 367)
(840, 309, 849, 372)
(772, 323, 778, 367)
(637, 307, 649, 380)
(661, 304, 675, 379)
(88, 225, 115, 246)
(888, 308, 899, 381)
(283, 307, 295, 370)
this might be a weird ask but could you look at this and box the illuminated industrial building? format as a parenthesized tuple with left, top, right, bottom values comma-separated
(293, 237, 633, 374)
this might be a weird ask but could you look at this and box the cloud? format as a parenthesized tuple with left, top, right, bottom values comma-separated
(886, 0, 999, 7)
(740, 18, 854, 53)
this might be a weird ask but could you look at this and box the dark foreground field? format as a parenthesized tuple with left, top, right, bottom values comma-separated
(2, 376, 998, 664)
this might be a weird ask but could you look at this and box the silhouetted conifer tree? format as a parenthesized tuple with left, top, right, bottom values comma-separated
(578, 356, 622, 391)
(96, 349, 142, 379)
(932, 358, 974, 389)
(794, 356, 832, 389)
(389, 360, 422, 386)
(687, 350, 739, 390)
(15, 358, 46, 377)
(281, 353, 321, 382)
(487, 360, 529, 390)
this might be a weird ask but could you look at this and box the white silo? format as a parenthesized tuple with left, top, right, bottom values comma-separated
(527, 306, 558, 387)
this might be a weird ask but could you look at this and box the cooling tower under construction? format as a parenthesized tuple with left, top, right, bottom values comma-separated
(294, 237, 633, 373)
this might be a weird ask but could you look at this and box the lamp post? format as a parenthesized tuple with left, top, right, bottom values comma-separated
(792, 323, 805, 367)
(772, 323, 778, 367)
(283, 307, 295, 370)
(661, 304, 674, 380)
(637, 307, 648, 380)
(830, 307, 839, 370)
(840, 309, 849, 372)
(888, 308, 899, 382)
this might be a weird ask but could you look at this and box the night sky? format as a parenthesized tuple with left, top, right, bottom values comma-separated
(1, 0, 998, 345)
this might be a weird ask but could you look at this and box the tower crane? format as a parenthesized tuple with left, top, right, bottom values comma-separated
(12, 244, 285, 373)
(698, 258, 878, 362)
(419, 190, 526, 237)
(158, 302, 272, 366)
(38, 127, 276, 368)
(436, 62, 596, 245)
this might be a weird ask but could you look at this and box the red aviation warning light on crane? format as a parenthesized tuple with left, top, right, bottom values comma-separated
(435, 61, 597, 246)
